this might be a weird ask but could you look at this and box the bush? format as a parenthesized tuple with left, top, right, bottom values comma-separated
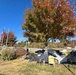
(1, 48, 15, 60)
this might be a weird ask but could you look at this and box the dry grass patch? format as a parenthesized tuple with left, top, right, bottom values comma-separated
(19, 62, 76, 75)
(0, 58, 76, 75)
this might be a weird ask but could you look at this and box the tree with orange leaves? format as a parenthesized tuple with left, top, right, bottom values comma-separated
(0, 30, 17, 46)
(22, 0, 76, 44)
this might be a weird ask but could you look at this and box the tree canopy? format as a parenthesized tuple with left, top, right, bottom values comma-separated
(22, 0, 76, 43)
(0, 30, 17, 46)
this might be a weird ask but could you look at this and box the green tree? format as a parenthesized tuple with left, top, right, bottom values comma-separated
(22, 0, 76, 45)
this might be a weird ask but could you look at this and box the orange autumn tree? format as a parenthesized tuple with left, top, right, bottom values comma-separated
(22, 0, 76, 44)
(7, 31, 17, 46)
(0, 30, 17, 46)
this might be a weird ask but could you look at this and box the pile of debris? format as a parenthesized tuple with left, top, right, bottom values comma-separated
(28, 46, 76, 64)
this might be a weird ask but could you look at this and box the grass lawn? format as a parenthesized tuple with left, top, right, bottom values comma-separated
(0, 57, 76, 75)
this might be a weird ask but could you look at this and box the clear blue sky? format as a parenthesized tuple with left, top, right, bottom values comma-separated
(0, 0, 76, 42)
(0, 0, 32, 42)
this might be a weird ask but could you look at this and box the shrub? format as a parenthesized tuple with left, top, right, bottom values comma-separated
(1, 48, 15, 60)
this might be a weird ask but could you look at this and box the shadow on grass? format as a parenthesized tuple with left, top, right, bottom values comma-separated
(63, 64, 76, 75)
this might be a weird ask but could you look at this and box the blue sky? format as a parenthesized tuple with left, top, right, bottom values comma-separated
(0, 0, 76, 42)
(0, 0, 32, 42)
